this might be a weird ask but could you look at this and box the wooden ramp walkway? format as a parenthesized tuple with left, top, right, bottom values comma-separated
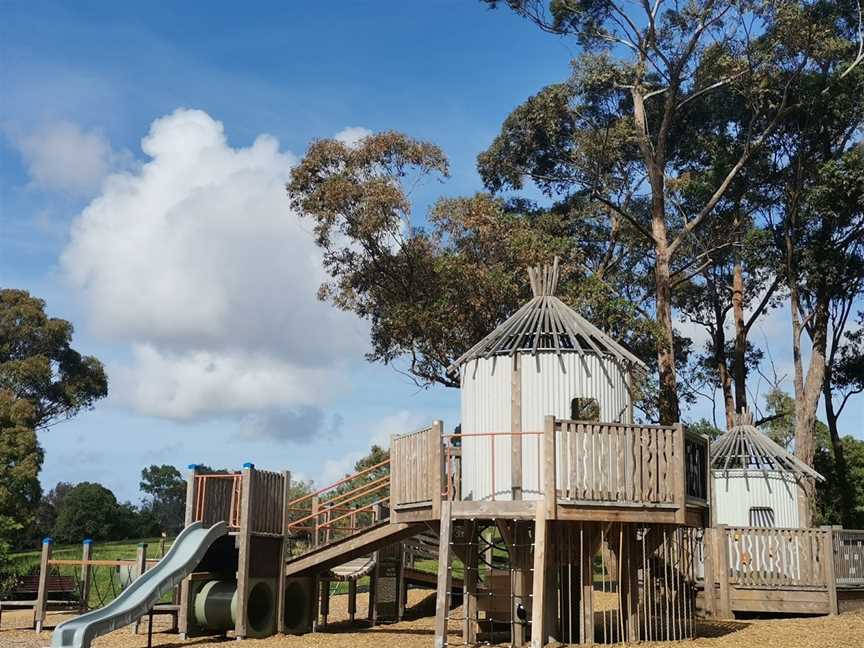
(285, 521, 428, 577)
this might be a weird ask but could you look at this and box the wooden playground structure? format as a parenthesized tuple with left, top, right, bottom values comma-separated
(5, 263, 863, 648)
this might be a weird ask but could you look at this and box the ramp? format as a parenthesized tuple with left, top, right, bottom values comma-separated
(286, 521, 427, 576)
(51, 521, 227, 648)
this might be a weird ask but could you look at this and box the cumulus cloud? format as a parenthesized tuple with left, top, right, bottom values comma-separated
(14, 121, 126, 195)
(62, 109, 366, 432)
(333, 126, 372, 148)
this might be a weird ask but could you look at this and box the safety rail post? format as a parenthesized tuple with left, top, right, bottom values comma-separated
(543, 416, 557, 519)
(277, 469, 291, 635)
(132, 543, 148, 634)
(716, 525, 732, 618)
(674, 423, 687, 524)
(702, 528, 716, 618)
(80, 539, 93, 612)
(178, 464, 200, 638)
(311, 495, 320, 547)
(431, 420, 444, 520)
(822, 526, 839, 615)
(235, 462, 255, 639)
(34, 537, 52, 632)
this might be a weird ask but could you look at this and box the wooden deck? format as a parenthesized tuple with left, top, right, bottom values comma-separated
(700, 526, 864, 618)
(391, 416, 709, 527)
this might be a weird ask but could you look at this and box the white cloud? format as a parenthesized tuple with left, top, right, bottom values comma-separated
(333, 126, 372, 148)
(14, 121, 126, 195)
(62, 109, 366, 429)
(318, 409, 427, 485)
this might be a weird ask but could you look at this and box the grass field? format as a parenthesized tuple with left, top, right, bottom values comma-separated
(5, 537, 176, 609)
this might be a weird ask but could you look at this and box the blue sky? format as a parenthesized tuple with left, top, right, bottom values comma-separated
(2, 1, 860, 504)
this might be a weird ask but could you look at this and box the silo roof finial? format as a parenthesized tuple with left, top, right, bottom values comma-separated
(527, 256, 560, 297)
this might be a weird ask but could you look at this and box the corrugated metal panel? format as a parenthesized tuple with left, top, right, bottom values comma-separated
(713, 470, 802, 528)
(460, 356, 513, 501)
(461, 351, 632, 502)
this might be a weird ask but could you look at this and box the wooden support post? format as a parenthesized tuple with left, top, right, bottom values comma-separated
(398, 544, 407, 622)
(320, 578, 330, 627)
(513, 522, 530, 647)
(34, 537, 52, 632)
(511, 354, 523, 500)
(434, 501, 453, 648)
(579, 526, 595, 646)
(431, 420, 444, 520)
(543, 416, 557, 520)
(674, 423, 687, 524)
(348, 579, 357, 624)
(530, 502, 549, 648)
(133, 544, 148, 634)
(178, 464, 200, 638)
(80, 539, 93, 612)
(624, 532, 641, 644)
(311, 495, 320, 548)
(235, 463, 254, 639)
(716, 525, 731, 619)
(822, 526, 839, 615)
(311, 575, 321, 632)
(702, 528, 716, 618)
(462, 521, 478, 645)
(277, 470, 291, 634)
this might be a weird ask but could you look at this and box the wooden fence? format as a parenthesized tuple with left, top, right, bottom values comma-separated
(390, 422, 442, 514)
(725, 526, 829, 588)
(834, 528, 864, 586)
(553, 420, 697, 506)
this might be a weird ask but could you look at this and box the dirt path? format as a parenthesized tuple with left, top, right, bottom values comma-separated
(2, 590, 862, 648)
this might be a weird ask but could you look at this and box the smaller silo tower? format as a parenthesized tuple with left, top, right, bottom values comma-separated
(447, 259, 647, 502)
(710, 411, 824, 528)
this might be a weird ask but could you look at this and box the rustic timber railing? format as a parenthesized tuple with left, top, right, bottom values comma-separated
(701, 525, 864, 618)
(193, 472, 242, 527)
(725, 526, 829, 588)
(834, 528, 864, 586)
(390, 422, 441, 509)
(285, 458, 391, 548)
(554, 420, 682, 505)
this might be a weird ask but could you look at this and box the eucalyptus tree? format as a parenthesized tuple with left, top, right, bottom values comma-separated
(482, 0, 809, 423)
(288, 133, 657, 398)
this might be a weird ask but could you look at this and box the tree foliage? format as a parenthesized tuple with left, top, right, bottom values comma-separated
(52, 482, 123, 543)
(140, 465, 186, 535)
(0, 289, 108, 430)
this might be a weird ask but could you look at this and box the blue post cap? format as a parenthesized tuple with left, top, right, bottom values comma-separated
(43, 537, 53, 544)
(83, 538, 93, 545)
(242, 462, 254, 469)
(187, 463, 200, 470)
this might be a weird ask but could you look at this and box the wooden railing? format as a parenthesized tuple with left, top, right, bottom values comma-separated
(391, 422, 442, 514)
(684, 430, 709, 501)
(725, 526, 830, 588)
(286, 458, 391, 548)
(193, 472, 242, 527)
(834, 528, 864, 586)
(553, 420, 688, 506)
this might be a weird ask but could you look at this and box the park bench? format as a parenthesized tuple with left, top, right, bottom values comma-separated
(0, 574, 80, 628)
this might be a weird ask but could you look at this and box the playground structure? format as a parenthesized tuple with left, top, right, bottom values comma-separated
(698, 412, 864, 617)
(21, 260, 861, 648)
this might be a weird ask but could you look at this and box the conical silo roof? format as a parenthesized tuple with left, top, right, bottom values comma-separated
(711, 411, 824, 481)
(447, 258, 647, 374)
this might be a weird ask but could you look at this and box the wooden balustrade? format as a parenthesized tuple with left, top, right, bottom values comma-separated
(390, 421, 442, 512)
(193, 473, 242, 527)
(834, 528, 864, 586)
(724, 526, 829, 588)
(554, 420, 689, 506)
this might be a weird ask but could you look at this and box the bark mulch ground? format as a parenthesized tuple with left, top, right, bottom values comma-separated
(2, 590, 862, 648)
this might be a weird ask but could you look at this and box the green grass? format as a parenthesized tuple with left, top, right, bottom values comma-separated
(5, 537, 176, 608)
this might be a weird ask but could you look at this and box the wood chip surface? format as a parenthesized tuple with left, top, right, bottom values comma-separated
(2, 589, 862, 648)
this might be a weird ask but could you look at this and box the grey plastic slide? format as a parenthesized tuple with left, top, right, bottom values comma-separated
(51, 521, 228, 648)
